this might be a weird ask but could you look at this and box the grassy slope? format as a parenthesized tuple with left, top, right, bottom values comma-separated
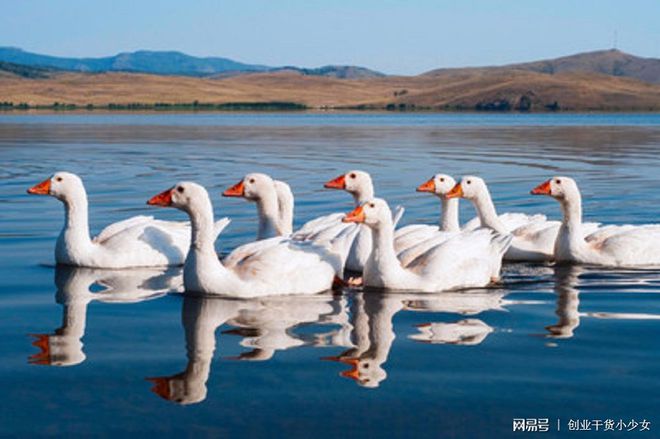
(2, 68, 660, 111)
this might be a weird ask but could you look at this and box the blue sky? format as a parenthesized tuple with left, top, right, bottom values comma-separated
(2, 0, 659, 75)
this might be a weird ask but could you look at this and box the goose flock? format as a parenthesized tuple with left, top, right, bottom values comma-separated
(27, 171, 660, 298)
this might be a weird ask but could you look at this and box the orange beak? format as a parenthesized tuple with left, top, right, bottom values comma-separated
(343, 205, 365, 223)
(27, 177, 51, 195)
(147, 188, 174, 206)
(417, 178, 436, 193)
(531, 180, 552, 195)
(222, 180, 245, 197)
(146, 377, 172, 401)
(446, 183, 464, 199)
(324, 174, 346, 190)
(28, 334, 51, 365)
(338, 358, 361, 381)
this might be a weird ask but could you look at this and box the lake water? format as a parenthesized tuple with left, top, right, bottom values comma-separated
(1, 113, 659, 437)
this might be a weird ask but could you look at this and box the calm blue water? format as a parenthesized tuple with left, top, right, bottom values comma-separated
(1, 113, 659, 437)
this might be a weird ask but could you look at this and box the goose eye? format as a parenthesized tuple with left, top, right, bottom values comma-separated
(466, 180, 472, 185)
(556, 179, 561, 185)
(55, 177, 63, 182)
(439, 178, 445, 182)
(363, 363, 370, 369)
(369, 203, 375, 208)
(249, 178, 255, 184)
(177, 186, 184, 193)
(349, 173, 357, 179)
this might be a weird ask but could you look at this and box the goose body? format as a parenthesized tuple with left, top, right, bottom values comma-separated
(148, 182, 342, 297)
(27, 172, 228, 268)
(222, 173, 294, 240)
(447, 176, 600, 262)
(343, 198, 511, 292)
(531, 177, 660, 267)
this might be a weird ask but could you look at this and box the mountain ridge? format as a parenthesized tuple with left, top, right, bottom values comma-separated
(0, 47, 384, 79)
(424, 49, 660, 84)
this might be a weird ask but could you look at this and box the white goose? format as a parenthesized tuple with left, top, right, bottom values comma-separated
(394, 174, 462, 266)
(293, 170, 403, 272)
(342, 198, 511, 292)
(222, 173, 294, 239)
(221, 173, 353, 270)
(447, 176, 600, 262)
(147, 182, 342, 297)
(531, 176, 660, 267)
(27, 172, 229, 268)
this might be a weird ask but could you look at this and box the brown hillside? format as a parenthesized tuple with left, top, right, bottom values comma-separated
(2, 60, 660, 111)
(425, 49, 660, 84)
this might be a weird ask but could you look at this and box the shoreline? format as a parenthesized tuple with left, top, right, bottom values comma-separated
(2, 104, 660, 115)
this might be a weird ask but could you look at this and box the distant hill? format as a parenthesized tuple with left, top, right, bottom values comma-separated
(0, 47, 268, 76)
(425, 49, 660, 84)
(0, 61, 58, 79)
(0, 47, 383, 79)
(271, 65, 385, 79)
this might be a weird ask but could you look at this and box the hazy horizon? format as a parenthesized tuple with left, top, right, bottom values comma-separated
(2, 0, 659, 75)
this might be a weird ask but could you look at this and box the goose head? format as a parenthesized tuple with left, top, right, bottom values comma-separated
(147, 181, 210, 215)
(325, 170, 373, 198)
(446, 175, 488, 201)
(222, 173, 275, 202)
(342, 198, 392, 229)
(324, 355, 387, 388)
(29, 333, 86, 367)
(146, 374, 207, 405)
(531, 176, 580, 201)
(417, 174, 457, 198)
(27, 171, 86, 203)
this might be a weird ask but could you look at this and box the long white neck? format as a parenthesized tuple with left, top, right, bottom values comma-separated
(560, 192, 583, 231)
(471, 191, 507, 234)
(57, 191, 93, 257)
(352, 182, 375, 206)
(189, 198, 218, 254)
(440, 197, 460, 232)
(273, 181, 294, 236)
(184, 197, 230, 289)
(368, 218, 409, 279)
(557, 192, 586, 252)
(255, 186, 282, 240)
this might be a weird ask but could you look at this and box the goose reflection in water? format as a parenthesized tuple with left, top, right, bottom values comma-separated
(223, 294, 352, 361)
(146, 292, 350, 405)
(326, 289, 510, 388)
(29, 266, 181, 366)
(545, 265, 582, 339)
(545, 264, 660, 340)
